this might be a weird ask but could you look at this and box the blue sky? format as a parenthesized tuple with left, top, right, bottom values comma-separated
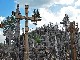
(0, 0, 15, 17)
(0, 0, 80, 43)
(0, 0, 15, 43)
(0, 0, 40, 43)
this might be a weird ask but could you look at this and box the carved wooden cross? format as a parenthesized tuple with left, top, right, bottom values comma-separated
(12, 4, 41, 60)
(68, 21, 78, 60)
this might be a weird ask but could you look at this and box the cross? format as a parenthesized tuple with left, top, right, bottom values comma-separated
(0, 22, 4, 28)
(12, 4, 41, 60)
(68, 21, 78, 60)
(60, 14, 78, 60)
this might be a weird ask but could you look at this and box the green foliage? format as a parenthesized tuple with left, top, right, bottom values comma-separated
(2, 15, 16, 31)
(34, 35, 41, 43)
(31, 31, 41, 43)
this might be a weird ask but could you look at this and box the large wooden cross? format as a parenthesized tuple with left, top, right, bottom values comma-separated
(68, 21, 78, 60)
(12, 4, 41, 60)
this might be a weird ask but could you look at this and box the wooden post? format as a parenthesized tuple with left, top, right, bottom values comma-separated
(0, 22, 4, 28)
(68, 21, 77, 60)
(24, 5, 29, 60)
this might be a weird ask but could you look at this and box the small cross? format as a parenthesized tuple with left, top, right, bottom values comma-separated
(0, 22, 4, 28)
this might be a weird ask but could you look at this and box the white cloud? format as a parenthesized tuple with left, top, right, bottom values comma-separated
(59, 6, 80, 31)
(14, 0, 54, 8)
(0, 16, 5, 43)
(59, 6, 80, 18)
(75, 0, 80, 7)
(14, 0, 80, 32)
(36, 5, 80, 31)
(14, 0, 76, 27)
(0, 30, 3, 35)
(54, 0, 74, 5)
(20, 29, 22, 35)
(36, 8, 64, 27)
(14, 0, 74, 8)
(0, 16, 5, 24)
(0, 35, 6, 43)
(0, 30, 6, 43)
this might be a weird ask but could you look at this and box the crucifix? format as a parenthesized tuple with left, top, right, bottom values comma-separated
(12, 4, 41, 60)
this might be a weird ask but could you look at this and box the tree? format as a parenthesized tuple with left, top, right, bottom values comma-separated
(31, 31, 41, 44)
(1, 15, 16, 31)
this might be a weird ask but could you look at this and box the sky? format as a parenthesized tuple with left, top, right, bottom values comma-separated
(0, 0, 80, 43)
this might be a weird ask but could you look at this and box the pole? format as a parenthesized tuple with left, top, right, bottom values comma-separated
(24, 5, 29, 60)
(68, 22, 77, 60)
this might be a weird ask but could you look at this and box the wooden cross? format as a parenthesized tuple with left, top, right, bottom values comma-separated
(0, 22, 4, 28)
(12, 4, 41, 60)
(68, 21, 77, 60)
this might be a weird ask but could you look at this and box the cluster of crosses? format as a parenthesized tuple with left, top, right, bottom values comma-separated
(28, 14, 80, 60)
(0, 4, 80, 60)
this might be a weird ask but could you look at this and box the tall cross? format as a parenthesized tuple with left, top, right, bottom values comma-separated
(12, 4, 41, 60)
(68, 21, 78, 60)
